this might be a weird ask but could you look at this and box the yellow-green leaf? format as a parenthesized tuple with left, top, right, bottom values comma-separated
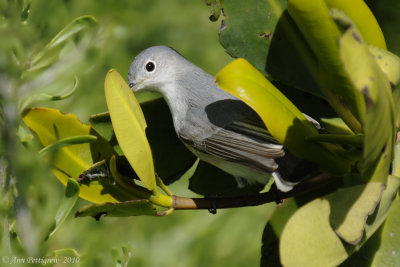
(280, 198, 348, 267)
(324, 0, 386, 50)
(22, 108, 118, 203)
(368, 45, 400, 87)
(339, 26, 396, 183)
(104, 69, 156, 191)
(215, 58, 352, 175)
(328, 182, 385, 245)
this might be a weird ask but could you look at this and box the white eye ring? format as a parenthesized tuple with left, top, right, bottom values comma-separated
(145, 60, 156, 72)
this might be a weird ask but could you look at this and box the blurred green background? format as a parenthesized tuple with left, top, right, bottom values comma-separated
(1, 1, 275, 266)
(1, 0, 399, 266)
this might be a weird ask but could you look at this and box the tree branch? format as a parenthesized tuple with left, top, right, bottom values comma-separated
(172, 174, 337, 210)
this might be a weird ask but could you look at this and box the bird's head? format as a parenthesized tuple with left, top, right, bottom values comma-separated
(128, 46, 183, 94)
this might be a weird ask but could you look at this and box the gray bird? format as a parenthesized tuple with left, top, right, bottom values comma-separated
(128, 46, 317, 192)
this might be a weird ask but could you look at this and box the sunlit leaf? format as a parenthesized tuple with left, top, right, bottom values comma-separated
(22, 108, 118, 203)
(45, 178, 80, 240)
(343, 195, 400, 266)
(216, 58, 353, 175)
(288, 0, 364, 131)
(339, 25, 396, 183)
(320, 117, 353, 135)
(280, 198, 348, 267)
(277, 175, 400, 266)
(104, 69, 155, 191)
(328, 183, 385, 245)
(324, 0, 386, 49)
(89, 99, 197, 184)
(75, 199, 157, 219)
(368, 45, 400, 86)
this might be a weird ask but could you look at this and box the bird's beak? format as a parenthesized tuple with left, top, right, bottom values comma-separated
(128, 79, 145, 92)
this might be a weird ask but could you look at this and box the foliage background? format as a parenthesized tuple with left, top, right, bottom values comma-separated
(1, 0, 274, 266)
(0, 0, 399, 266)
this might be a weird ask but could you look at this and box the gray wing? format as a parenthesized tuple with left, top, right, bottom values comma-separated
(180, 99, 285, 173)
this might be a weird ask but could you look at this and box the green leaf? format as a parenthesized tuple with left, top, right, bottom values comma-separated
(339, 25, 396, 183)
(29, 15, 97, 71)
(368, 45, 400, 86)
(216, 0, 323, 97)
(324, 0, 386, 49)
(217, 0, 286, 76)
(45, 178, 80, 240)
(276, 175, 400, 266)
(343, 194, 400, 266)
(39, 135, 97, 156)
(22, 107, 119, 203)
(112, 245, 132, 267)
(362, 176, 400, 243)
(215, 58, 352, 175)
(261, 199, 296, 267)
(89, 112, 115, 142)
(393, 84, 400, 127)
(75, 199, 157, 219)
(104, 69, 156, 191)
(19, 76, 79, 112)
(327, 183, 385, 245)
(288, 0, 364, 131)
(320, 117, 353, 135)
(280, 198, 348, 267)
(89, 99, 197, 184)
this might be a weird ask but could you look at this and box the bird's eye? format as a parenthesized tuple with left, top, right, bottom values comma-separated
(145, 61, 155, 72)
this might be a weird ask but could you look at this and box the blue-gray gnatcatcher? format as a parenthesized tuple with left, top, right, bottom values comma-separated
(128, 46, 318, 192)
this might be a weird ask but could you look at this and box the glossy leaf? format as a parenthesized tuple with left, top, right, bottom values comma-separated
(216, 58, 352, 175)
(324, 0, 386, 49)
(75, 199, 157, 219)
(104, 69, 156, 191)
(22, 108, 118, 203)
(45, 178, 80, 240)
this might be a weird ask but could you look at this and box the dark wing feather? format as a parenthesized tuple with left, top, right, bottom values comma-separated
(181, 99, 285, 172)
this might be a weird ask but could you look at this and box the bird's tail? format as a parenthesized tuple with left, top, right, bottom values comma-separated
(273, 149, 319, 192)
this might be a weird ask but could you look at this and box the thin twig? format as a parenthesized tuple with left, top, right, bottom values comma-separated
(172, 174, 337, 210)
